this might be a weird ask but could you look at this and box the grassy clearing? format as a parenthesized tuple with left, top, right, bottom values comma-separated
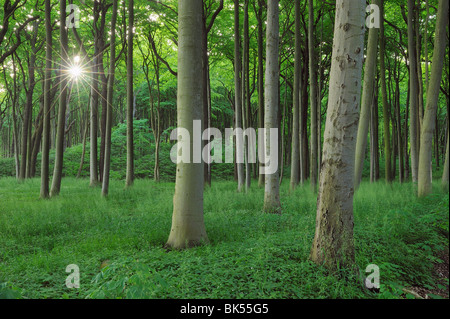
(0, 177, 448, 299)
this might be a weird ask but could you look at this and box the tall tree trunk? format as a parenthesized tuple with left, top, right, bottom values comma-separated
(166, 0, 208, 249)
(89, 2, 100, 187)
(40, 0, 52, 198)
(407, 0, 420, 183)
(263, 0, 281, 214)
(101, 0, 118, 196)
(442, 130, 449, 192)
(257, 0, 265, 188)
(418, 0, 449, 197)
(310, 0, 365, 270)
(380, 3, 392, 184)
(50, 0, 69, 197)
(354, 0, 379, 189)
(234, 0, 244, 192)
(290, 0, 301, 192)
(77, 105, 89, 178)
(308, 0, 318, 192)
(243, 0, 251, 191)
(125, 0, 134, 187)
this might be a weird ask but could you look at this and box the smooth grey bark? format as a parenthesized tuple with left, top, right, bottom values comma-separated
(310, 0, 366, 270)
(354, 0, 379, 189)
(308, 0, 318, 192)
(418, 0, 449, 197)
(234, 0, 244, 192)
(126, 0, 134, 188)
(256, 0, 265, 188)
(40, 0, 52, 198)
(290, 0, 301, 192)
(243, 0, 251, 191)
(380, 2, 392, 183)
(101, 0, 118, 197)
(442, 132, 449, 192)
(165, 0, 209, 249)
(263, 0, 281, 214)
(50, 0, 69, 197)
(407, 0, 420, 183)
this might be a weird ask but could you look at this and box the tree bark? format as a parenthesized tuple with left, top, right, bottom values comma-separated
(308, 0, 318, 192)
(310, 0, 365, 270)
(125, 0, 134, 188)
(234, 0, 244, 192)
(50, 0, 69, 197)
(40, 0, 52, 198)
(263, 0, 281, 214)
(407, 0, 420, 183)
(101, 0, 118, 197)
(380, 3, 392, 184)
(418, 0, 449, 197)
(165, 0, 209, 249)
(290, 0, 301, 192)
(354, 0, 379, 189)
(256, 0, 265, 188)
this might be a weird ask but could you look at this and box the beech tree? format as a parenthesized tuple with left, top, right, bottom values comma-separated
(165, 0, 209, 249)
(40, 0, 52, 198)
(101, 0, 118, 197)
(310, 0, 366, 270)
(354, 0, 379, 190)
(50, 0, 69, 197)
(418, 0, 449, 197)
(263, 0, 281, 214)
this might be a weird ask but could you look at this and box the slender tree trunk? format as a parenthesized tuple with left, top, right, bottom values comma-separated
(243, 0, 251, 191)
(40, 0, 52, 198)
(125, 0, 134, 187)
(354, 0, 379, 189)
(50, 0, 69, 197)
(308, 0, 318, 192)
(101, 0, 118, 197)
(310, 0, 365, 270)
(408, 0, 420, 183)
(234, 0, 244, 192)
(290, 0, 301, 192)
(77, 107, 89, 178)
(257, 0, 265, 188)
(380, 3, 392, 184)
(442, 130, 449, 191)
(263, 0, 281, 214)
(166, 0, 208, 249)
(418, 0, 449, 197)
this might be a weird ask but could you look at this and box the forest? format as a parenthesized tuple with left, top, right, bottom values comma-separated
(0, 0, 449, 303)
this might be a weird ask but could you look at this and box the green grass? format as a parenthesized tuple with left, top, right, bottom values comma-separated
(0, 177, 448, 299)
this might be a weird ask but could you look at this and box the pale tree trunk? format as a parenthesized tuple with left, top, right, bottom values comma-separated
(89, 55, 99, 186)
(243, 0, 251, 191)
(256, 0, 265, 188)
(166, 0, 209, 249)
(77, 107, 89, 178)
(101, 0, 118, 197)
(380, 3, 392, 184)
(310, 0, 365, 270)
(40, 0, 52, 198)
(263, 0, 281, 214)
(408, 0, 420, 183)
(290, 0, 301, 192)
(308, 0, 318, 192)
(418, 0, 449, 197)
(50, 0, 69, 197)
(354, 0, 379, 190)
(442, 132, 449, 192)
(126, 0, 134, 188)
(234, 0, 244, 192)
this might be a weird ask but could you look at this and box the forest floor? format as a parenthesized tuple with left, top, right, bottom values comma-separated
(0, 177, 448, 299)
